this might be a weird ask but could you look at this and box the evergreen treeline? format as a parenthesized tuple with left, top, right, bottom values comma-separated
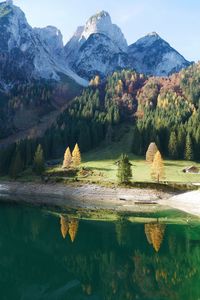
(132, 81, 200, 160)
(1, 66, 200, 176)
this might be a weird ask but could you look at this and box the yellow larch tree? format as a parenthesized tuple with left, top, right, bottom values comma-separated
(69, 219, 79, 243)
(144, 224, 152, 245)
(151, 151, 165, 182)
(72, 143, 81, 167)
(60, 216, 69, 239)
(62, 147, 72, 169)
(89, 79, 95, 86)
(94, 75, 100, 86)
(131, 73, 136, 82)
(116, 79, 123, 95)
(146, 142, 158, 163)
(145, 223, 166, 252)
(151, 223, 166, 252)
(89, 75, 100, 86)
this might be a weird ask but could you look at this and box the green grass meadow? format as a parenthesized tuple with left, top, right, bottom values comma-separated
(82, 153, 200, 184)
(81, 126, 200, 184)
(16, 125, 200, 186)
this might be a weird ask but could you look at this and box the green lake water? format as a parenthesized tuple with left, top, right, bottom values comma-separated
(1, 203, 200, 300)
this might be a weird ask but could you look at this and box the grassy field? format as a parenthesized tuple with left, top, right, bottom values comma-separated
(80, 125, 200, 185)
(82, 152, 200, 184)
(15, 124, 199, 186)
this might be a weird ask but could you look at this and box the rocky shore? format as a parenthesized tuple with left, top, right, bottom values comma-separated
(0, 181, 199, 216)
(0, 182, 173, 212)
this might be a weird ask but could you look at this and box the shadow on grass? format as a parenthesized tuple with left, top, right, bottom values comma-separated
(164, 162, 185, 167)
(83, 153, 144, 163)
(88, 167, 114, 172)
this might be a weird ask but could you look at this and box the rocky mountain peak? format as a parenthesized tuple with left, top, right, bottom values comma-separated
(133, 32, 163, 49)
(34, 26, 64, 55)
(74, 26, 84, 38)
(128, 33, 190, 76)
(0, 1, 192, 85)
(64, 10, 128, 76)
(81, 10, 128, 52)
(147, 32, 160, 38)
(0, 1, 88, 86)
(87, 10, 111, 22)
(0, 2, 33, 52)
(6, 0, 13, 5)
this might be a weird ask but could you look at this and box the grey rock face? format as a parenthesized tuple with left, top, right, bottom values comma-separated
(0, 2, 88, 87)
(128, 32, 190, 76)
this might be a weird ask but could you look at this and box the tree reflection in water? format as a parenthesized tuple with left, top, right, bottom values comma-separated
(56, 215, 200, 300)
(1, 206, 200, 300)
(145, 223, 166, 252)
(60, 215, 79, 242)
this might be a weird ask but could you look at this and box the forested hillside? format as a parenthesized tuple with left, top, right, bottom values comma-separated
(132, 64, 200, 161)
(0, 77, 82, 139)
(1, 63, 200, 175)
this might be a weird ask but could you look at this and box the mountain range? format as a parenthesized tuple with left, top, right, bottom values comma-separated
(0, 0, 194, 145)
(65, 11, 190, 79)
(0, 0, 191, 88)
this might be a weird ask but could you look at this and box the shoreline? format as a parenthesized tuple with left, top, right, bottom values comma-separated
(0, 181, 199, 217)
(0, 181, 174, 212)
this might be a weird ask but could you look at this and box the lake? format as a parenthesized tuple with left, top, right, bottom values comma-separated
(0, 203, 200, 300)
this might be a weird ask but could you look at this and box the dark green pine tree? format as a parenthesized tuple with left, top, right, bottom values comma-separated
(51, 130, 63, 158)
(168, 131, 178, 159)
(185, 134, 194, 161)
(91, 122, 99, 147)
(113, 106, 120, 124)
(33, 144, 45, 175)
(132, 126, 142, 155)
(25, 139, 33, 166)
(78, 122, 92, 152)
(0, 144, 16, 176)
(177, 127, 186, 159)
(117, 154, 132, 184)
(106, 125, 114, 144)
(9, 149, 23, 179)
(194, 127, 200, 160)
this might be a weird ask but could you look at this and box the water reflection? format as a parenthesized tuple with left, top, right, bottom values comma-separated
(60, 216, 69, 239)
(60, 215, 79, 242)
(144, 223, 166, 252)
(0, 205, 200, 300)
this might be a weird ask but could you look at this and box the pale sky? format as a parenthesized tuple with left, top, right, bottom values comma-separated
(12, 0, 200, 62)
